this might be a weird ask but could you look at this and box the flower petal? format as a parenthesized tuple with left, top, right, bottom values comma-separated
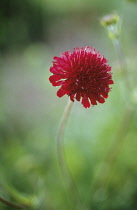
(49, 75, 62, 82)
(76, 92, 81, 101)
(57, 88, 67, 97)
(82, 97, 90, 108)
(89, 95, 97, 105)
(98, 97, 105, 103)
(70, 94, 75, 102)
(108, 80, 114, 84)
(49, 75, 65, 86)
(101, 92, 108, 98)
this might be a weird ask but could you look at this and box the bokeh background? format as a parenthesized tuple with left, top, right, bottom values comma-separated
(0, 0, 137, 209)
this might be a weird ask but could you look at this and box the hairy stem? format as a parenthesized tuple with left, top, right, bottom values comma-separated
(0, 196, 25, 209)
(113, 38, 131, 91)
(57, 99, 73, 178)
(56, 99, 85, 210)
(113, 38, 125, 70)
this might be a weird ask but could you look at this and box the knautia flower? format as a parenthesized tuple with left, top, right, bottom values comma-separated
(49, 47, 114, 108)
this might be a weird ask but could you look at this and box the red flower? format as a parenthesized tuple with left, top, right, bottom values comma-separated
(49, 47, 114, 108)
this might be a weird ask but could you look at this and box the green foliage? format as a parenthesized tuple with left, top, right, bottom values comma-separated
(0, 0, 137, 209)
(127, 0, 137, 2)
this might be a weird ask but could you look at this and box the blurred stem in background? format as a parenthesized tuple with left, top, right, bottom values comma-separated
(0, 175, 38, 209)
(91, 13, 136, 205)
(0, 196, 25, 209)
(0, 189, 36, 210)
(101, 14, 123, 63)
(101, 13, 131, 90)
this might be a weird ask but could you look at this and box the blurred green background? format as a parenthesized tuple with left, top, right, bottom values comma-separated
(0, 0, 137, 209)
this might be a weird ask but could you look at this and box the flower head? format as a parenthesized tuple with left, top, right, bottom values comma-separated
(49, 47, 114, 108)
(101, 14, 120, 40)
(100, 14, 119, 27)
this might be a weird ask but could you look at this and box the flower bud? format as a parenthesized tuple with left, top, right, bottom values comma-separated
(100, 14, 119, 27)
(100, 13, 120, 40)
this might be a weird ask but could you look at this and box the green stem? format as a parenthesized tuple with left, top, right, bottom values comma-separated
(57, 99, 73, 176)
(112, 38, 131, 91)
(0, 196, 25, 209)
(91, 28, 133, 199)
(56, 99, 85, 210)
(113, 38, 125, 70)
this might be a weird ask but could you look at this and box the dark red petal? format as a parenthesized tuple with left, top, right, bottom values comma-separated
(76, 92, 81, 101)
(53, 56, 59, 60)
(49, 75, 65, 86)
(50, 66, 62, 74)
(98, 97, 105, 103)
(82, 97, 91, 108)
(89, 95, 97, 105)
(57, 88, 67, 97)
(49, 75, 62, 82)
(70, 94, 75, 102)
(101, 92, 108, 98)
(108, 80, 114, 84)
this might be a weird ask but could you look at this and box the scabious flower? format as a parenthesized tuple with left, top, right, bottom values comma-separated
(49, 47, 114, 108)
(100, 14, 119, 27)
